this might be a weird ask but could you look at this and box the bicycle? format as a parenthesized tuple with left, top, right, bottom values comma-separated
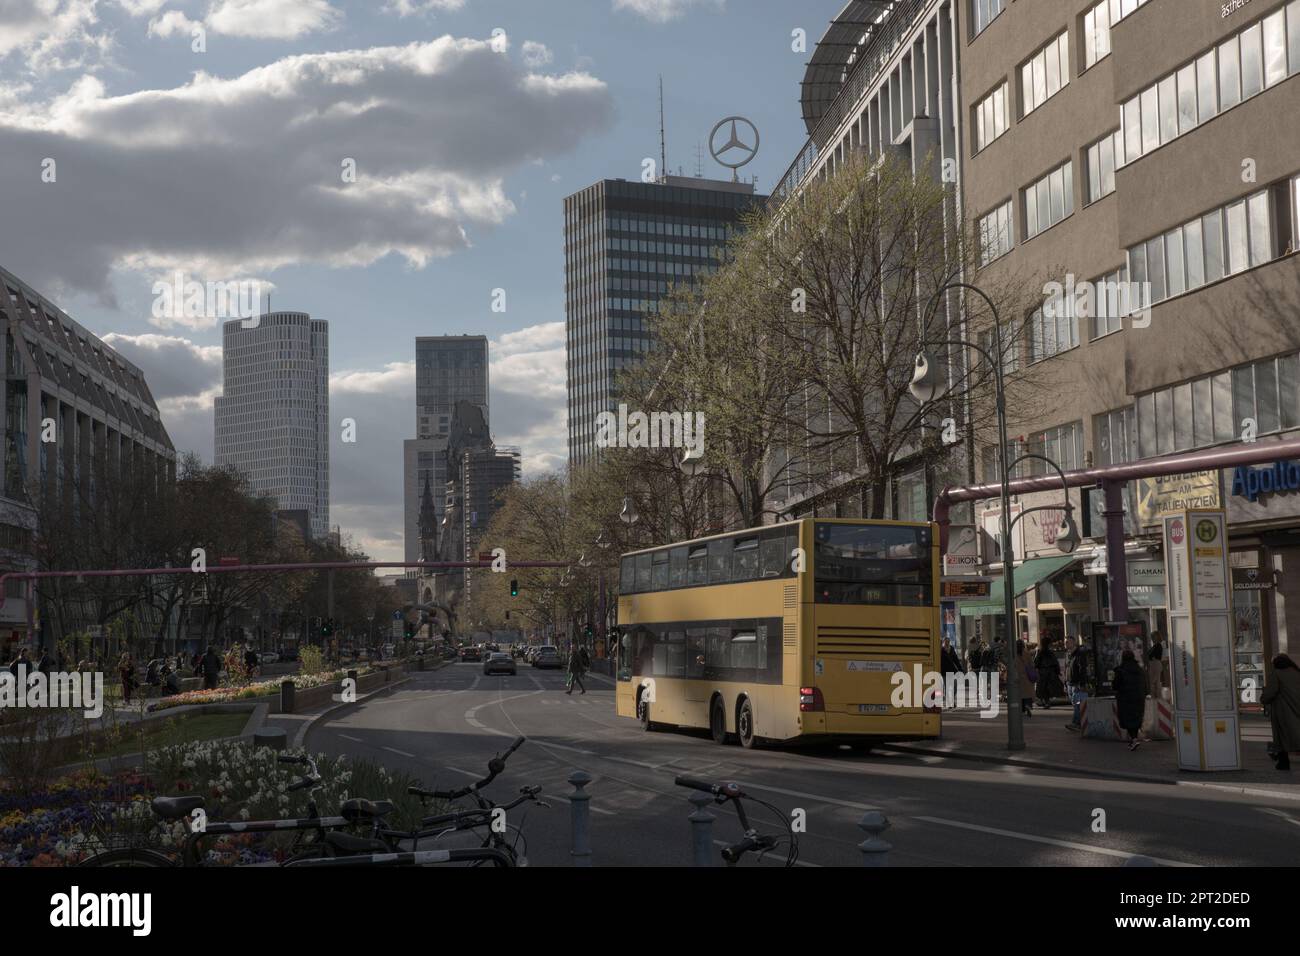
(312, 735, 547, 866)
(80, 754, 374, 867)
(674, 776, 799, 867)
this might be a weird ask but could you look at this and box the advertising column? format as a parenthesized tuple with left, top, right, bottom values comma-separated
(1162, 510, 1242, 771)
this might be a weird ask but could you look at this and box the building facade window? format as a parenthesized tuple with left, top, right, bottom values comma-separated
(1088, 266, 1131, 338)
(974, 82, 1009, 152)
(1126, 184, 1282, 309)
(1022, 30, 1070, 117)
(1095, 406, 1137, 466)
(1121, 3, 1300, 167)
(1029, 291, 1079, 363)
(979, 200, 1014, 265)
(1083, 0, 1152, 70)
(1024, 161, 1075, 239)
(1085, 130, 1121, 204)
(972, 0, 1005, 38)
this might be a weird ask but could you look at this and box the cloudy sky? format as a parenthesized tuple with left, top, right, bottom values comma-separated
(0, 0, 821, 560)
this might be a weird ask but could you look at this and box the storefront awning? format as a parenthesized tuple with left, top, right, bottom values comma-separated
(956, 553, 1081, 617)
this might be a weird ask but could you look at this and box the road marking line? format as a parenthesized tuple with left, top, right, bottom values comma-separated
(338, 734, 362, 743)
(445, 766, 479, 778)
(1257, 807, 1300, 827)
(464, 691, 542, 731)
(383, 746, 415, 758)
(554, 794, 616, 816)
(912, 816, 1198, 867)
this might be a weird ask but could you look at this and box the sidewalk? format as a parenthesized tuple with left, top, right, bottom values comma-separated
(880, 706, 1300, 798)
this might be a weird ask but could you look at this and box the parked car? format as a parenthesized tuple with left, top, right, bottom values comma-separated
(532, 645, 561, 669)
(259, 649, 280, 664)
(482, 652, 516, 676)
(459, 646, 482, 662)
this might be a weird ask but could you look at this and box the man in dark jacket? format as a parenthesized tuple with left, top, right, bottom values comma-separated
(1113, 648, 1147, 751)
(1262, 654, 1300, 771)
(1065, 638, 1091, 731)
(200, 645, 221, 690)
(565, 644, 587, 695)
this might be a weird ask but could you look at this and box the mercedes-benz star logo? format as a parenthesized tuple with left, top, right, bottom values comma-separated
(709, 116, 760, 170)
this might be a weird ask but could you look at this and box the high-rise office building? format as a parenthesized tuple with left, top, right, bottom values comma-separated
(214, 312, 329, 538)
(564, 175, 767, 469)
(403, 335, 489, 565)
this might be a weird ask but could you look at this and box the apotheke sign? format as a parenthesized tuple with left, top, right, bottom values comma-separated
(1230, 460, 1300, 502)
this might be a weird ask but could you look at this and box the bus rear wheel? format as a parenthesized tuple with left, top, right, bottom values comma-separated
(709, 698, 728, 745)
(637, 690, 657, 731)
(737, 698, 758, 749)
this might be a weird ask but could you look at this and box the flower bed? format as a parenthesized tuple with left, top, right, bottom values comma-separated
(144, 668, 373, 713)
(0, 737, 428, 866)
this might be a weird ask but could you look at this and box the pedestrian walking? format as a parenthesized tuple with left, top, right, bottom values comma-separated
(1113, 648, 1146, 750)
(1146, 631, 1165, 702)
(8, 646, 29, 678)
(1017, 640, 1035, 717)
(244, 645, 259, 678)
(565, 644, 587, 695)
(1064, 638, 1090, 731)
(36, 647, 53, 677)
(1261, 654, 1300, 771)
(119, 653, 135, 704)
(1033, 640, 1063, 709)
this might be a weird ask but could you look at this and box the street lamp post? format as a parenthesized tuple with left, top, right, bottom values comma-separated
(910, 282, 1079, 751)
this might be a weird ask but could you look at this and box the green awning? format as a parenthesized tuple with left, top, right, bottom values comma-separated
(956, 554, 1081, 617)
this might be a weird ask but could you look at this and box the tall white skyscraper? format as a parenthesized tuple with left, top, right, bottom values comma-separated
(214, 312, 329, 538)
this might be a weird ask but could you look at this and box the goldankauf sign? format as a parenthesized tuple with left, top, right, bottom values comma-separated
(1231, 460, 1300, 502)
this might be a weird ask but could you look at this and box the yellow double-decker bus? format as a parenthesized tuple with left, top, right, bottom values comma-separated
(614, 518, 941, 748)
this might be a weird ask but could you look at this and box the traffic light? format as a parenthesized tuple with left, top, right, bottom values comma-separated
(403, 619, 415, 639)
(321, 617, 333, 637)
(509, 578, 518, 597)
(584, 624, 593, 641)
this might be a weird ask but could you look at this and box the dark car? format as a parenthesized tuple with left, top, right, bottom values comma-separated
(459, 646, 482, 662)
(482, 652, 516, 676)
(532, 645, 561, 669)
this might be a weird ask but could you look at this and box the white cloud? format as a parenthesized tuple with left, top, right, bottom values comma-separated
(384, 0, 465, 16)
(489, 321, 566, 476)
(521, 40, 552, 69)
(0, 0, 112, 72)
(331, 360, 414, 395)
(114, 0, 168, 14)
(0, 37, 614, 299)
(205, 0, 342, 40)
(147, 10, 202, 37)
(612, 0, 724, 23)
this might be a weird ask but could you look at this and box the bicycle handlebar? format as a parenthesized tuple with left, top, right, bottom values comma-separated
(418, 785, 543, 827)
(287, 776, 320, 793)
(409, 736, 527, 800)
(674, 776, 745, 800)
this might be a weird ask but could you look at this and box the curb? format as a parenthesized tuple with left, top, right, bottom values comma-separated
(291, 676, 414, 750)
(876, 742, 1300, 800)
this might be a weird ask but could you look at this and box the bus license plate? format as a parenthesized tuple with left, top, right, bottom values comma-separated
(858, 704, 888, 714)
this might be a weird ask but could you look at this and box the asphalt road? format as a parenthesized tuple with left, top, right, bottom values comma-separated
(303, 662, 1300, 867)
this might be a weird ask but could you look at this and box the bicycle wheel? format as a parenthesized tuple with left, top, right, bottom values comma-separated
(79, 847, 175, 868)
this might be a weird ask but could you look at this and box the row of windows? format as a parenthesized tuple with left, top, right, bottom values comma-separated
(973, 82, 1009, 153)
(971, 0, 1004, 38)
(1084, 130, 1122, 205)
(619, 525, 799, 595)
(1082, 0, 1153, 70)
(1023, 160, 1075, 241)
(983, 421, 1086, 481)
(1021, 30, 1070, 118)
(1126, 183, 1287, 310)
(618, 618, 783, 685)
(1120, 3, 1300, 167)
(978, 200, 1015, 265)
(601, 217, 733, 240)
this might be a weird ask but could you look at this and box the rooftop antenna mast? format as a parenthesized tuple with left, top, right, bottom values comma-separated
(658, 75, 667, 184)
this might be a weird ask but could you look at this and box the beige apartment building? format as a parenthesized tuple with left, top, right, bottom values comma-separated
(775, 0, 1300, 688)
(961, 0, 1300, 688)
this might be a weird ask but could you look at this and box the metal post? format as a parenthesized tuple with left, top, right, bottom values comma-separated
(857, 811, 892, 866)
(1102, 479, 1130, 623)
(567, 770, 593, 866)
(990, 308, 1024, 752)
(688, 791, 716, 867)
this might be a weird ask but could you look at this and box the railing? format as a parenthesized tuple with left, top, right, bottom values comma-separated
(770, 0, 934, 207)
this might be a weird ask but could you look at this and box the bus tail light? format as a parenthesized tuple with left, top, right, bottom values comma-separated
(799, 687, 824, 712)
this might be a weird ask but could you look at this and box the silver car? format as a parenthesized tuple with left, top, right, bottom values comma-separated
(483, 651, 517, 676)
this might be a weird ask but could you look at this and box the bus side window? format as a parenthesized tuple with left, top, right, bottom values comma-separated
(687, 545, 708, 585)
(686, 627, 707, 678)
(708, 538, 732, 584)
(669, 546, 688, 589)
(760, 532, 785, 577)
(733, 538, 759, 580)
(620, 556, 636, 594)
(651, 550, 670, 591)
(707, 625, 730, 676)
(635, 553, 652, 592)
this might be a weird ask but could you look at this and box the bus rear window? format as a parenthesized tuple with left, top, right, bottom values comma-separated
(813, 523, 932, 606)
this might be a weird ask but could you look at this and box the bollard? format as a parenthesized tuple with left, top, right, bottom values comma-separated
(568, 770, 593, 867)
(253, 727, 287, 751)
(857, 811, 892, 866)
(280, 679, 295, 714)
(688, 791, 717, 867)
